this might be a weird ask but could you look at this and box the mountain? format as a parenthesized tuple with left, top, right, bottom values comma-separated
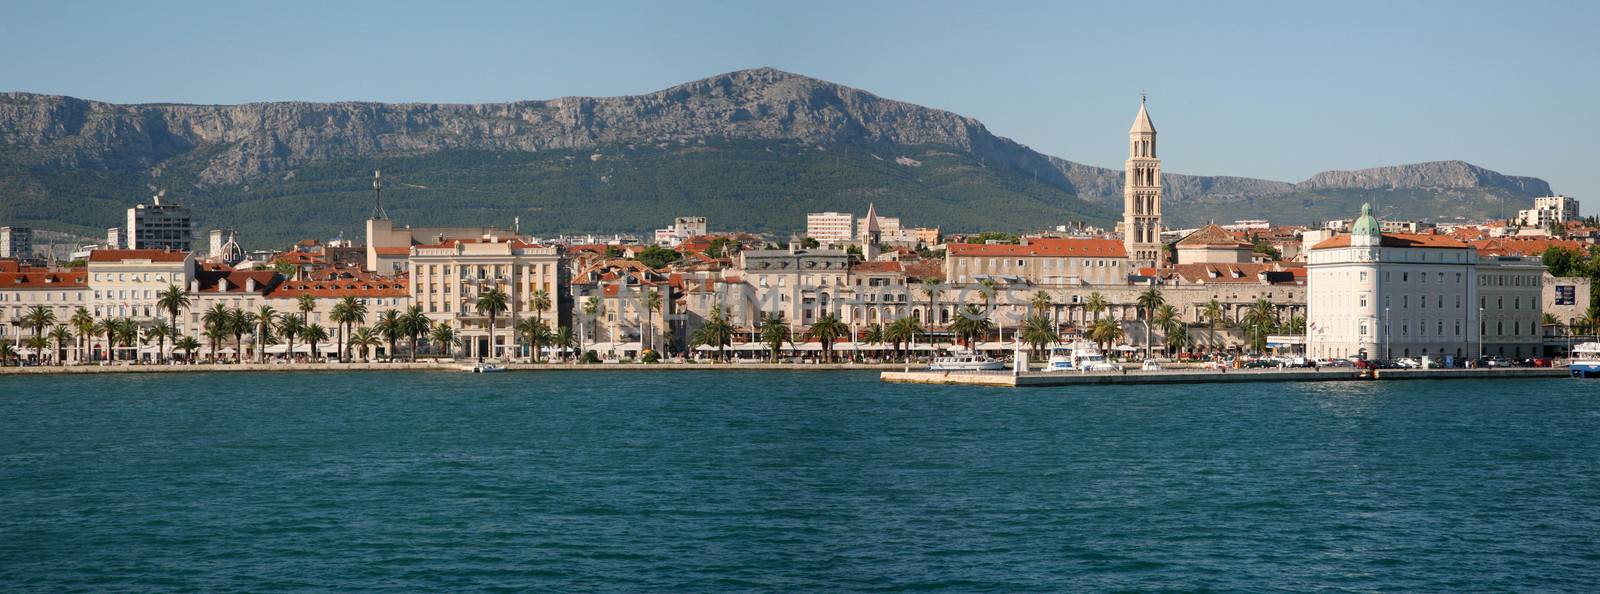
(0, 68, 1553, 246)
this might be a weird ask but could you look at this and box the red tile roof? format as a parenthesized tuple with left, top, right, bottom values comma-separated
(88, 249, 190, 263)
(1311, 233, 1472, 250)
(266, 277, 409, 298)
(946, 238, 1128, 258)
(195, 270, 280, 294)
(1177, 224, 1252, 248)
(1171, 263, 1306, 285)
(1469, 237, 1584, 257)
(1, 270, 87, 289)
(851, 261, 904, 274)
(373, 246, 411, 256)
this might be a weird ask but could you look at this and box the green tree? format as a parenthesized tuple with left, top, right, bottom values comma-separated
(1136, 287, 1165, 358)
(885, 316, 926, 361)
(70, 306, 95, 364)
(759, 312, 792, 362)
(348, 327, 381, 361)
(552, 326, 576, 362)
(156, 284, 190, 344)
(142, 322, 171, 365)
(475, 288, 510, 360)
(431, 323, 458, 359)
(376, 309, 403, 361)
(946, 305, 991, 350)
(704, 238, 742, 259)
(20, 305, 56, 345)
(1085, 291, 1107, 323)
(48, 324, 72, 365)
(1088, 318, 1124, 353)
(331, 296, 367, 362)
(254, 305, 277, 363)
(1202, 298, 1228, 352)
(304, 323, 330, 360)
(806, 313, 848, 363)
(278, 315, 305, 362)
(1020, 314, 1058, 359)
(636, 245, 681, 269)
(175, 336, 201, 362)
(400, 306, 431, 362)
(689, 304, 735, 361)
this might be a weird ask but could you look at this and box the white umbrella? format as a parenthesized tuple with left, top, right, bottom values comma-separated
(1113, 344, 1140, 352)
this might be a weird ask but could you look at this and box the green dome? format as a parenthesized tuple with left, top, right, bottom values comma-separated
(1351, 203, 1380, 237)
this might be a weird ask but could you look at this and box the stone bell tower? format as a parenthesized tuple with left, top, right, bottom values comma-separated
(1122, 95, 1164, 267)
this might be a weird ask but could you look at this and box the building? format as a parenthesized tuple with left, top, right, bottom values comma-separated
(1, 226, 32, 259)
(1544, 273, 1592, 330)
(1517, 195, 1580, 228)
(87, 249, 197, 330)
(857, 213, 901, 236)
(207, 229, 246, 266)
(1306, 204, 1545, 362)
(1174, 224, 1253, 264)
(944, 238, 1131, 286)
(264, 273, 410, 359)
(569, 259, 676, 356)
(0, 261, 88, 358)
(407, 237, 563, 359)
(652, 217, 708, 247)
(805, 212, 855, 246)
(106, 227, 122, 250)
(912, 227, 941, 246)
(126, 194, 194, 251)
(365, 217, 516, 274)
(1122, 97, 1164, 268)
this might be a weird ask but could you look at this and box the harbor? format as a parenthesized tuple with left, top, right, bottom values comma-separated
(882, 365, 1573, 387)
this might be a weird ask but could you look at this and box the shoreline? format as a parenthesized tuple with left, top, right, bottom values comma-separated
(881, 366, 1574, 387)
(0, 361, 915, 375)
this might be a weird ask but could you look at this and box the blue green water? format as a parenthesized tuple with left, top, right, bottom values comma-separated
(2, 372, 1598, 592)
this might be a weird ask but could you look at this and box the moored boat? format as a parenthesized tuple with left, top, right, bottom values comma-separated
(928, 352, 1005, 371)
(1571, 342, 1600, 378)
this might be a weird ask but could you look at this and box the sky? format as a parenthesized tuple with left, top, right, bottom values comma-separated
(4, 0, 1597, 210)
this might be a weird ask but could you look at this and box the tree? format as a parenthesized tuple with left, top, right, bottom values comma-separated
(331, 296, 367, 362)
(400, 306, 431, 362)
(98, 319, 117, 362)
(517, 318, 552, 362)
(21, 306, 56, 349)
(689, 304, 734, 361)
(304, 323, 330, 360)
(704, 238, 741, 259)
(48, 325, 72, 365)
(553, 326, 576, 362)
(203, 324, 228, 363)
(1136, 287, 1165, 358)
(1029, 290, 1053, 321)
(475, 288, 510, 360)
(1202, 298, 1227, 352)
(920, 278, 946, 328)
(641, 288, 662, 355)
(156, 284, 190, 347)
(759, 312, 792, 362)
(0, 343, 16, 365)
(1240, 298, 1278, 353)
(862, 324, 886, 357)
(1085, 292, 1108, 323)
(175, 336, 201, 362)
(254, 306, 277, 363)
(529, 288, 552, 358)
(70, 307, 95, 363)
(946, 305, 992, 350)
(806, 313, 848, 363)
(1152, 304, 1180, 357)
(202, 304, 230, 361)
(348, 327, 381, 361)
(297, 294, 317, 327)
(25, 334, 49, 363)
(581, 295, 602, 360)
(431, 323, 458, 359)
(636, 245, 681, 269)
(885, 317, 926, 361)
(1164, 323, 1189, 355)
(1020, 315, 1058, 359)
(376, 309, 403, 362)
(1088, 318, 1124, 353)
(142, 323, 171, 366)
(230, 309, 257, 363)
(278, 315, 305, 362)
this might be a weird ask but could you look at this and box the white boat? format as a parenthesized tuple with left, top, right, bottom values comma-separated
(464, 362, 505, 373)
(1571, 342, 1600, 378)
(928, 352, 1005, 371)
(1141, 359, 1163, 372)
(1045, 341, 1120, 373)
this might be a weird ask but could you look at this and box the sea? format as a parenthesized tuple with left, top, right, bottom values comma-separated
(2, 371, 1597, 592)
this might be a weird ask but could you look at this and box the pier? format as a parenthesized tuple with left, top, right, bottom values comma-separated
(880, 366, 1571, 387)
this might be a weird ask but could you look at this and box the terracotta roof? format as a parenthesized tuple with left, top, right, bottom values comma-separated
(275, 252, 325, 265)
(88, 249, 190, 263)
(1171, 263, 1306, 285)
(1, 270, 87, 289)
(1311, 233, 1472, 250)
(0, 259, 20, 273)
(411, 238, 544, 250)
(373, 246, 411, 256)
(266, 277, 409, 298)
(1469, 237, 1583, 257)
(851, 261, 904, 274)
(1177, 224, 1252, 248)
(901, 260, 944, 281)
(946, 238, 1128, 258)
(195, 270, 280, 294)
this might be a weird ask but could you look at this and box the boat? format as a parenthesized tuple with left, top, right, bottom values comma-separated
(928, 352, 1005, 371)
(1045, 341, 1120, 373)
(1571, 342, 1600, 378)
(1141, 359, 1162, 372)
(464, 362, 505, 373)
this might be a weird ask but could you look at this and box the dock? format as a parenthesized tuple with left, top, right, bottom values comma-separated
(880, 366, 1572, 387)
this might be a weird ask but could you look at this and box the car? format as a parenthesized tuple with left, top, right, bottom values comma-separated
(1530, 357, 1553, 368)
(1244, 358, 1278, 369)
(1394, 358, 1421, 369)
(1323, 359, 1355, 368)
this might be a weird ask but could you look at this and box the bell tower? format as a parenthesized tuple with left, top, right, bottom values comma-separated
(1122, 95, 1164, 267)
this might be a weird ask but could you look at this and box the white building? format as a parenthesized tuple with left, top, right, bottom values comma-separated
(407, 237, 563, 359)
(653, 216, 707, 247)
(1, 226, 32, 259)
(87, 249, 197, 330)
(1122, 97, 1164, 267)
(1307, 204, 1544, 362)
(806, 212, 855, 246)
(127, 194, 194, 252)
(1517, 194, 1580, 229)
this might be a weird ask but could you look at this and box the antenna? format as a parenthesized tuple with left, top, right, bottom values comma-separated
(371, 169, 388, 220)
(1140, 90, 1147, 104)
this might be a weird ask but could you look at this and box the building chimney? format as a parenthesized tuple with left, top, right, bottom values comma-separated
(190, 279, 200, 292)
(245, 277, 256, 292)
(219, 278, 229, 292)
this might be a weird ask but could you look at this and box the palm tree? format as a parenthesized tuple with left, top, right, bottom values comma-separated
(946, 305, 992, 351)
(175, 336, 201, 363)
(581, 295, 602, 359)
(475, 288, 509, 360)
(1020, 315, 1058, 359)
(430, 323, 458, 359)
(1164, 324, 1189, 355)
(376, 309, 402, 362)
(640, 288, 662, 355)
(203, 324, 228, 363)
(278, 315, 305, 362)
(98, 319, 117, 362)
(114, 319, 139, 364)
(70, 307, 95, 363)
(254, 305, 277, 363)
(297, 294, 317, 326)
(921, 278, 945, 327)
(806, 313, 848, 363)
(1152, 304, 1179, 357)
(1136, 287, 1165, 358)
(25, 334, 49, 363)
(885, 317, 926, 362)
(1088, 318, 1125, 353)
(759, 312, 791, 362)
(230, 309, 256, 362)
(1240, 298, 1278, 353)
(1285, 315, 1306, 335)
(690, 304, 735, 362)
(331, 296, 367, 362)
(552, 326, 576, 362)
(48, 325, 72, 365)
(518, 318, 552, 362)
(201, 303, 229, 359)
(1202, 298, 1227, 353)
(0, 343, 17, 365)
(399, 306, 431, 362)
(156, 284, 190, 344)
(1029, 290, 1053, 320)
(304, 323, 330, 360)
(21, 305, 56, 347)
(1085, 291, 1108, 324)
(530, 288, 552, 336)
(348, 327, 381, 361)
(142, 323, 171, 365)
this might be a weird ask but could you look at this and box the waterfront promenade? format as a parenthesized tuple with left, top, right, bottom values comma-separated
(0, 361, 913, 375)
(881, 366, 1572, 387)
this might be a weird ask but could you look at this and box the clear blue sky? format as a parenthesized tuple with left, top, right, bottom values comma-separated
(4, 0, 1596, 210)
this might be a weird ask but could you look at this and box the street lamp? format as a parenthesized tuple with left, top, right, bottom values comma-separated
(1384, 306, 1391, 361)
(1478, 306, 1485, 364)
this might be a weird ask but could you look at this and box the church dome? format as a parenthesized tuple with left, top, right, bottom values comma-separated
(1351, 203, 1381, 237)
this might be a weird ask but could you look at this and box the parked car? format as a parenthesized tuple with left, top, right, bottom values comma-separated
(1530, 357, 1553, 368)
(1394, 358, 1421, 369)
